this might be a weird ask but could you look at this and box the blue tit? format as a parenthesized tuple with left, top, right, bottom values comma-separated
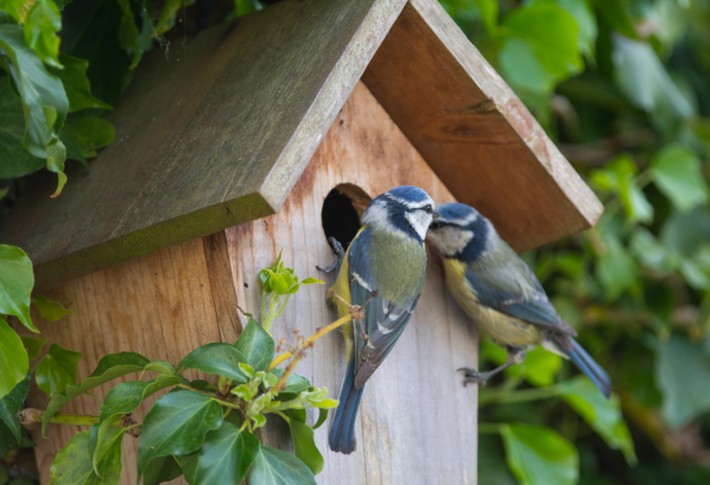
(327, 185, 438, 454)
(427, 202, 611, 398)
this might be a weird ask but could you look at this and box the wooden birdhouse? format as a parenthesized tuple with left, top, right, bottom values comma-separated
(1, 0, 602, 483)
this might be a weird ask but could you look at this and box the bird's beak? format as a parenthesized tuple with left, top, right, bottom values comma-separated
(432, 209, 441, 220)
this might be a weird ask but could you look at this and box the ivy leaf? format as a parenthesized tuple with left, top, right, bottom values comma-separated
(500, 0, 582, 96)
(21, 335, 46, 359)
(142, 456, 185, 485)
(269, 369, 311, 395)
(137, 390, 224, 478)
(155, 0, 197, 35)
(177, 342, 249, 383)
(193, 421, 259, 485)
(235, 319, 275, 372)
(0, 24, 68, 196)
(508, 347, 562, 387)
(24, 0, 62, 68)
(56, 54, 112, 112)
(656, 334, 710, 428)
(0, 244, 36, 332)
(596, 244, 637, 300)
(0, 374, 29, 442)
(558, 377, 636, 465)
(32, 295, 72, 321)
(99, 375, 181, 421)
(651, 144, 708, 212)
(42, 351, 151, 435)
(556, 0, 596, 59)
(500, 423, 578, 485)
(0, 318, 28, 399)
(286, 418, 323, 475)
(613, 35, 694, 134)
(36, 343, 82, 397)
(90, 423, 123, 483)
(49, 429, 98, 484)
(61, 113, 115, 161)
(116, 0, 154, 68)
(0, 77, 46, 179)
(249, 445, 317, 485)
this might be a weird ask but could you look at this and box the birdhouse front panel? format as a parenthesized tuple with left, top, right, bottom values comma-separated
(225, 82, 478, 484)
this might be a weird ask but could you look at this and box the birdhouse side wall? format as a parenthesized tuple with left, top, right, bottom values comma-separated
(225, 82, 478, 483)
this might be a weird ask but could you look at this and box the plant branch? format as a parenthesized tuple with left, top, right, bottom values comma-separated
(268, 313, 352, 371)
(19, 408, 98, 428)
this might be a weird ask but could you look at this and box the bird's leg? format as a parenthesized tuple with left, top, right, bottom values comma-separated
(316, 237, 345, 273)
(458, 350, 526, 386)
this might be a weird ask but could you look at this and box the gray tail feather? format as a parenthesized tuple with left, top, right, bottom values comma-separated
(568, 338, 612, 398)
(328, 359, 365, 454)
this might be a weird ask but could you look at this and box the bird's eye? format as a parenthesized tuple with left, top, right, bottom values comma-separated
(423, 204, 433, 214)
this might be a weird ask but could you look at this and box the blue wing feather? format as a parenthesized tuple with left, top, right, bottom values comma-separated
(347, 228, 420, 388)
(464, 262, 576, 336)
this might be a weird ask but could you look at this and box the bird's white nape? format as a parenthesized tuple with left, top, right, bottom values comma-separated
(405, 209, 434, 241)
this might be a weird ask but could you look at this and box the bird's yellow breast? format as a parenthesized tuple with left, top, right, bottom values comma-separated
(443, 258, 542, 348)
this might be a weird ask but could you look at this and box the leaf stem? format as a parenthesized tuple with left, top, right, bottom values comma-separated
(268, 313, 352, 371)
(19, 408, 98, 427)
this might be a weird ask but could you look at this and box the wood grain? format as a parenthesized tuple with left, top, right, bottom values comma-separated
(225, 82, 479, 484)
(363, 0, 604, 250)
(0, 0, 407, 288)
(27, 237, 241, 484)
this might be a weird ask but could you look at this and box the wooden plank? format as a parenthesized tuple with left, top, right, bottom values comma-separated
(27, 237, 240, 484)
(363, 0, 604, 250)
(0, 0, 407, 288)
(225, 82, 478, 483)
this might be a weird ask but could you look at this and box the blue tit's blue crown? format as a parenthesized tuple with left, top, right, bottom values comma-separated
(363, 186, 435, 242)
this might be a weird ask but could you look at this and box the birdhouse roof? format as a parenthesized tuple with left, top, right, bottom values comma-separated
(1, 0, 602, 287)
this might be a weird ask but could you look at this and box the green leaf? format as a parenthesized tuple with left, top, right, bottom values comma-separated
(656, 334, 710, 428)
(36, 343, 82, 396)
(56, 54, 112, 112)
(558, 377, 636, 464)
(142, 455, 184, 485)
(49, 429, 98, 484)
(269, 369, 310, 394)
(90, 423, 122, 483)
(556, 0, 596, 59)
(0, 318, 28, 399)
(32, 295, 71, 321)
(193, 421, 259, 485)
(500, 423, 578, 485)
(286, 419, 323, 475)
(42, 351, 151, 434)
(116, 0, 154, 68)
(0, 24, 68, 196)
(0, 244, 35, 332)
(99, 375, 181, 421)
(510, 347, 562, 387)
(313, 408, 328, 430)
(613, 35, 694, 133)
(235, 319, 275, 372)
(596, 244, 638, 300)
(629, 228, 672, 271)
(137, 390, 224, 478)
(60, 0, 132, 106)
(177, 342, 249, 383)
(0, 76, 46, 178)
(651, 144, 708, 211)
(500, 0, 582, 95)
(61, 113, 115, 161)
(156, 0, 197, 35)
(249, 444, 316, 485)
(300, 277, 324, 285)
(24, 0, 62, 68)
(0, 374, 29, 442)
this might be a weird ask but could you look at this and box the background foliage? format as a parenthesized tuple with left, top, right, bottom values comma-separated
(1, 0, 709, 484)
(440, 0, 710, 483)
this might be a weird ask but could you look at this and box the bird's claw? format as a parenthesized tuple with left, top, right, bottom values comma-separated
(316, 237, 345, 273)
(457, 367, 489, 386)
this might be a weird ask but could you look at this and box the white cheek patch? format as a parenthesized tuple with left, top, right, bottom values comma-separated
(405, 210, 432, 240)
(433, 226, 474, 254)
